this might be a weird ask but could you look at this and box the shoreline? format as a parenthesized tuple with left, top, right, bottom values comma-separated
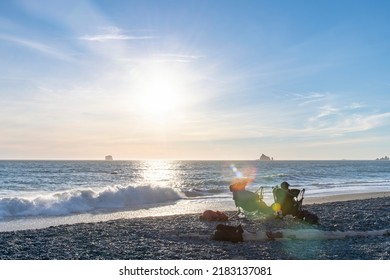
(1, 191, 390, 233)
(303, 191, 390, 204)
(0, 195, 389, 259)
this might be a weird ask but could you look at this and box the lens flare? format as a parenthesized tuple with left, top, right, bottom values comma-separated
(229, 164, 257, 191)
(272, 203, 281, 212)
(230, 164, 243, 178)
(229, 164, 256, 179)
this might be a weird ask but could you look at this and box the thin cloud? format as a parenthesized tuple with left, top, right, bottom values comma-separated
(364, 112, 390, 128)
(151, 53, 203, 63)
(306, 101, 371, 133)
(306, 111, 390, 135)
(308, 105, 340, 123)
(348, 102, 365, 109)
(0, 34, 72, 61)
(80, 34, 155, 41)
(293, 92, 328, 106)
(79, 27, 155, 42)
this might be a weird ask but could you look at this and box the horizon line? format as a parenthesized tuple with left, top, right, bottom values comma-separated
(0, 158, 385, 161)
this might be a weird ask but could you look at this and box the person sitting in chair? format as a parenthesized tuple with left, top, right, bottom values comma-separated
(229, 179, 273, 215)
(273, 181, 302, 217)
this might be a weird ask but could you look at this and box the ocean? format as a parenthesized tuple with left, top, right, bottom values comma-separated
(0, 160, 389, 231)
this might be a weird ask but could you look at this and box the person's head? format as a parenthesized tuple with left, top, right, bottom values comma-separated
(281, 181, 290, 190)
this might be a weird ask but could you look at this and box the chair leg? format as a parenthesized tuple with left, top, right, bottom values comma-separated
(228, 209, 241, 220)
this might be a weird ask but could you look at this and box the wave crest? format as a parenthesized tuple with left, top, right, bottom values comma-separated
(0, 185, 184, 219)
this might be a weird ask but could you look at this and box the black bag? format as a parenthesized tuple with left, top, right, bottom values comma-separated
(212, 224, 244, 243)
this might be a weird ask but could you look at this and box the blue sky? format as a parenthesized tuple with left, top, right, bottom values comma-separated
(1, 0, 390, 160)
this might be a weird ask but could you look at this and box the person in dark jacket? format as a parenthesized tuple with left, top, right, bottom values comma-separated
(273, 181, 302, 216)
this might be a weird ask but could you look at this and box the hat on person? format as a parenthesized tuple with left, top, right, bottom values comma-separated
(281, 181, 290, 189)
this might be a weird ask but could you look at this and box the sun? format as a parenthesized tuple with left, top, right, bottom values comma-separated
(131, 61, 185, 122)
(137, 72, 179, 115)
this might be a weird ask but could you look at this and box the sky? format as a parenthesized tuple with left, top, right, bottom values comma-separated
(1, 0, 390, 160)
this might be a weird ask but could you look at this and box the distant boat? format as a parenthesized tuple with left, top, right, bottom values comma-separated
(105, 155, 113, 161)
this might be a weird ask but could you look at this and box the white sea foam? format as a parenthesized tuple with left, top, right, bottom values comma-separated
(0, 185, 184, 219)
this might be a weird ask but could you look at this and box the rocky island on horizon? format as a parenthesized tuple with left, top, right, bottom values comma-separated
(376, 156, 389, 161)
(258, 153, 273, 161)
(105, 155, 113, 161)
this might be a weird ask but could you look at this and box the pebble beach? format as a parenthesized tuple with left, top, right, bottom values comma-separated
(0, 194, 389, 260)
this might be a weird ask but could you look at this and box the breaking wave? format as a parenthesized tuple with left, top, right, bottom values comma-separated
(0, 185, 184, 219)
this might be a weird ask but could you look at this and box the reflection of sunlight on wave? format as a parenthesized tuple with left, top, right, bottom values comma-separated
(140, 160, 182, 189)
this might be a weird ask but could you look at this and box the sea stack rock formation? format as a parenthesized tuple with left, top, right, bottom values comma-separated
(376, 156, 389, 160)
(259, 154, 272, 161)
(105, 155, 113, 161)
